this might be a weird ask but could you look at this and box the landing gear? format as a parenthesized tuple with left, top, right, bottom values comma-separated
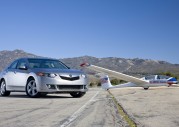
(168, 84, 172, 87)
(144, 87, 149, 90)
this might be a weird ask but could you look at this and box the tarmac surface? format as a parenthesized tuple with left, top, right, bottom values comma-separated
(0, 88, 125, 127)
(0, 87, 179, 127)
(110, 87, 179, 127)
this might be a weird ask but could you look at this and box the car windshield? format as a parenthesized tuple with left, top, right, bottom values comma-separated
(28, 59, 69, 69)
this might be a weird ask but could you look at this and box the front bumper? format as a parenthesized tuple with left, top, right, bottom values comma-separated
(36, 75, 88, 93)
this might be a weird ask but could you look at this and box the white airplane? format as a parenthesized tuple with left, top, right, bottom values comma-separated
(80, 63, 178, 90)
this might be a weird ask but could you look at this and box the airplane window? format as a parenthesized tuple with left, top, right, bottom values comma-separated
(159, 75, 170, 79)
(145, 75, 155, 80)
(157, 75, 160, 79)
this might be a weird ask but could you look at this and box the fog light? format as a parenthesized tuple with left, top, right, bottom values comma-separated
(47, 84, 51, 89)
(47, 84, 56, 89)
(81, 74, 87, 78)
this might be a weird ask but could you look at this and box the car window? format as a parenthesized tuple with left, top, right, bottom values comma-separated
(28, 59, 69, 69)
(17, 60, 27, 69)
(9, 60, 18, 69)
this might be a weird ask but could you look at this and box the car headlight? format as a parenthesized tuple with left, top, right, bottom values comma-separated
(47, 73, 57, 78)
(81, 74, 87, 78)
(36, 72, 57, 78)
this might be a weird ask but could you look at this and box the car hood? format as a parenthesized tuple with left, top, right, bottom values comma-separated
(31, 68, 84, 74)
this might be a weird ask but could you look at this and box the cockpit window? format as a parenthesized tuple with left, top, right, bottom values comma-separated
(28, 59, 69, 69)
(145, 75, 156, 80)
(145, 75, 170, 80)
(158, 75, 170, 79)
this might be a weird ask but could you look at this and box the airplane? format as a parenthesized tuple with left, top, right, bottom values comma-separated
(80, 63, 178, 90)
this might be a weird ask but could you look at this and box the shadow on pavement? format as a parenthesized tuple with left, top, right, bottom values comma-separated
(0, 93, 73, 99)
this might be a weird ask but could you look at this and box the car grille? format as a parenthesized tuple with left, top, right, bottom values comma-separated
(57, 85, 83, 90)
(60, 76, 80, 81)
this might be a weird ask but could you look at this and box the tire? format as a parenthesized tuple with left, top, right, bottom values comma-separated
(70, 92, 86, 98)
(26, 78, 40, 98)
(40, 93, 48, 97)
(144, 87, 149, 90)
(0, 80, 10, 96)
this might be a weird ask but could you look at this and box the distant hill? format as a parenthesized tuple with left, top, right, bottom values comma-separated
(0, 50, 179, 78)
(61, 56, 179, 77)
(0, 49, 38, 71)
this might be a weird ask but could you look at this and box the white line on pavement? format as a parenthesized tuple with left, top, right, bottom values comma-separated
(60, 91, 100, 127)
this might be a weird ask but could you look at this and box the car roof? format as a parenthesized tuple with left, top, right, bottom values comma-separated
(17, 57, 59, 61)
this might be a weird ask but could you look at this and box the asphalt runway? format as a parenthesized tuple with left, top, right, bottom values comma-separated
(1, 87, 178, 127)
(0, 88, 126, 127)
(110, 87, 179, 127)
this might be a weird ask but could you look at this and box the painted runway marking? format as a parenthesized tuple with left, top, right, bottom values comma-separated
(60, 91, 100, 127)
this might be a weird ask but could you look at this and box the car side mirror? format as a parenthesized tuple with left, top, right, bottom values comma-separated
(19, 65, 28, 70)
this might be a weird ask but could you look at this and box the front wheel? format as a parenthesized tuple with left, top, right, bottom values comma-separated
(26, 78, 40, 98)
(0, 80, 10, 96)
(70, 92, 86, 98)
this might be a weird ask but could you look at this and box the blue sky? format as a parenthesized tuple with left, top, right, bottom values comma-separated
(0, 0, 179, 63)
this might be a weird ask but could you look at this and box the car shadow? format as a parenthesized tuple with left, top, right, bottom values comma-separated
(0, 94, 28, 98)
(0, 93, 73, 99)
(41, 95, 72, 99)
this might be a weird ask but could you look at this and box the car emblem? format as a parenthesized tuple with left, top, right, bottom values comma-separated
(69, 74, 72, 78)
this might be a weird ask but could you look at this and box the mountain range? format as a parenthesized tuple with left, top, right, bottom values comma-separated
(0, 50, 179, 78)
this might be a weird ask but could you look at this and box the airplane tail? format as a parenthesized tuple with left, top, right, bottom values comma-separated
(100, 75, 113, 90)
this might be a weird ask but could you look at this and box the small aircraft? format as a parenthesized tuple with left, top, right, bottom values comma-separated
(80, 63, 178, 90)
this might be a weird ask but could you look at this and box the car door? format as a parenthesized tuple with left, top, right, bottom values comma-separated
(5, 60, 19, 90)
(14, 59, 30, 91)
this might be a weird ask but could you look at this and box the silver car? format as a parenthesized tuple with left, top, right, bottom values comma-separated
(0, 58, 88, 98)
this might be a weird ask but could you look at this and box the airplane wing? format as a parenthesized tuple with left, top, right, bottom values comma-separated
(81, 63, 149, 86)
(113, 82, 138, 88)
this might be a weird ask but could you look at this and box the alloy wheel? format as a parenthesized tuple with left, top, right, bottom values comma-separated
(0, 81, 6, 95)
(27, 80, 38, 96)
